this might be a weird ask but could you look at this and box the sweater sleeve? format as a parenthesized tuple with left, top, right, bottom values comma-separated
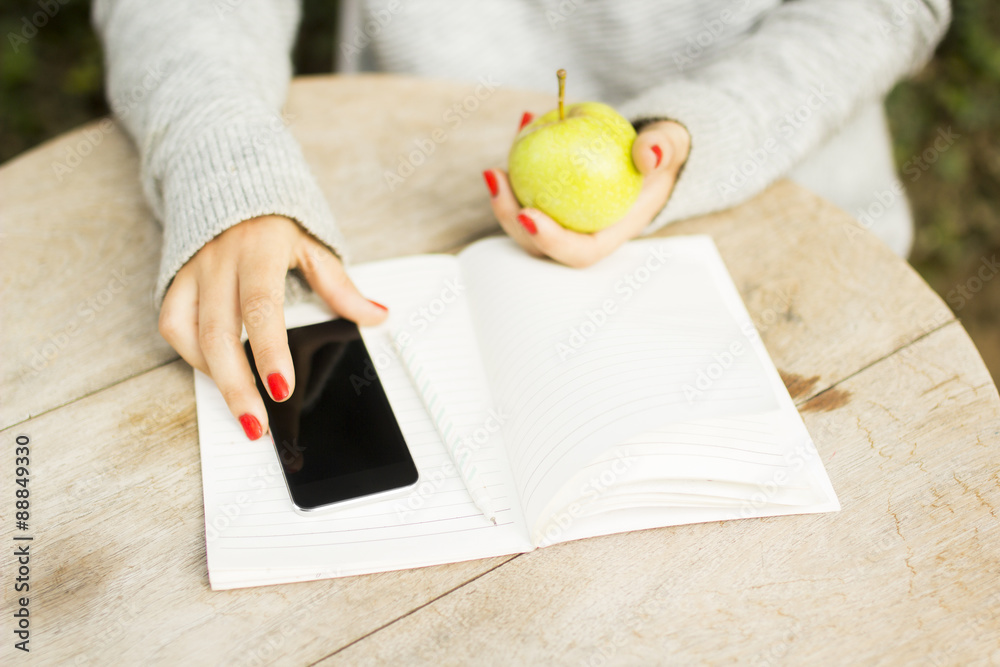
(93, 0, 344, 305)
(617, 0, 951, 230)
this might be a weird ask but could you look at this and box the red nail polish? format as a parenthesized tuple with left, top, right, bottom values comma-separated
(369, 299, 388, 311)
(267, 373, 289, 401)
(483, 170, 499, 197)
(652, 144, 663, 168)
(519, 112, 534, 130)
(518, 213, 537, 235)
(239, 414, 263, 440)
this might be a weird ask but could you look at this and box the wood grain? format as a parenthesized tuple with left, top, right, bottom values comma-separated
(287, 74, 558, 263)
(1, 75, 996, 665)
(0, 76, 954, 429)
(318, 322, 1000, 666)
(652, 180, 958, 404)
(0, 75, 554, 429)
(0, 360, 515, 666)
(0, 121, 173, 428)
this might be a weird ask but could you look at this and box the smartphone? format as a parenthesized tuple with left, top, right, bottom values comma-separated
(244, 319, 419, 514)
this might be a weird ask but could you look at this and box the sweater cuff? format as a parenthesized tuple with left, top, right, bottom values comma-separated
(154, 116, 344, 306)
(619, 79, 765, 233)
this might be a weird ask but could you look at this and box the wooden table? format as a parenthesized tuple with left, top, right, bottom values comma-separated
(2, 75, 999, 666)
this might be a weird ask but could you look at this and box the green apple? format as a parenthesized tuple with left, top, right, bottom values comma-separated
(508, 70, 642, 233)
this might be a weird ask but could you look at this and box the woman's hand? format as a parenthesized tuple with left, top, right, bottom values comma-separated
(484, 118, 690, 267)
(158, 215, 388, 440)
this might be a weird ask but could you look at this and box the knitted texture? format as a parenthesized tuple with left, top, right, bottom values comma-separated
(94, 0, 950, 303)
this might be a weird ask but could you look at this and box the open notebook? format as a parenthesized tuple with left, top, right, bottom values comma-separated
(195, 235, 839, 590)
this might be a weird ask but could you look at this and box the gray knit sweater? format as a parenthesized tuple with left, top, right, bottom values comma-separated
(93, 0, 950, 304)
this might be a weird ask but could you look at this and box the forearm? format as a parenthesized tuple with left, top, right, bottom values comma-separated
(618, 0, 951, 230)
(93, 0, 343, 304)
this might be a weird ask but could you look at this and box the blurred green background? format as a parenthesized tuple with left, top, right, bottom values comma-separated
(1, 0, 997, 384)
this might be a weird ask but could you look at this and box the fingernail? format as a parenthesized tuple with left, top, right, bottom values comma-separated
(239, 414, 263, 440)
(369, 299, 388, 311)
(483, 170, 499, 198)
(267, 373, 289, 401)
(652, 144, 663, 168)
(519, 112, 534, 130)
(518, 213, 537, 235)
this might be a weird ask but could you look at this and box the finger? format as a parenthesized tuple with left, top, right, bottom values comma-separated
(158, 267, 208, 373)
(238, 244, 295, 403)
(486, 169, 545, 258)
(632, 128, 673, 175)
(520, 195, 662, 269)
(197, 265, 269, 441)
(512, 208, 611, 268)
(516, 167, 676, 268)
(482, 169, 500, 198)
(490, 165, 619, 265)
(295, 239, 389, 326)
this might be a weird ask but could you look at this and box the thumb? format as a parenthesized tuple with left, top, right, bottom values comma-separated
(294, 238, 389, 327)
(632, 128, 673, 176)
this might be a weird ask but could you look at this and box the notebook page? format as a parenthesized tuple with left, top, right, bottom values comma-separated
(532, 410, 840, 546)
(459, 236, 780, 529)
(197, 255, 530, 590)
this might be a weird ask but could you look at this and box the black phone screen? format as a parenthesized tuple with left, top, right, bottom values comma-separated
(244, 319, 418, 511)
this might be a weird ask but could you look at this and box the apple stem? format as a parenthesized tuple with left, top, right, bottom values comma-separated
(557, 69, 566, 121)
